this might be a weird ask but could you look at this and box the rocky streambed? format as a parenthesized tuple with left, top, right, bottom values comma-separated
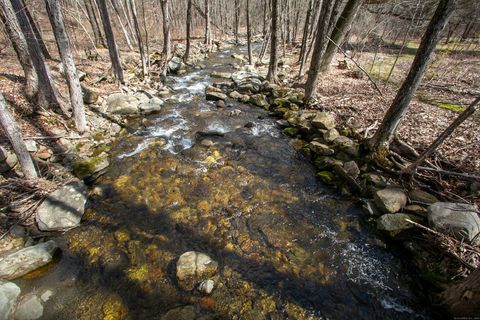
(0, 45, 462, 319)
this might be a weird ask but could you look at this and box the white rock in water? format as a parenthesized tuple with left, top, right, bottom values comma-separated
(0, 241, 58, 280)
(198, 279, 215, 294)
(0, 281, 21, 320)
(36, 181, 87, 231)
(14, 294, 44, 320)
(176, 251, 218, 290)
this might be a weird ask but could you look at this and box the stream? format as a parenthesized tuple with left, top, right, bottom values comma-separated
(18, 47, 432, 319)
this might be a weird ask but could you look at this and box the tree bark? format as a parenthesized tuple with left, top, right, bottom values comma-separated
(267, 0, 279, 83)
(129, 0, 148, 78)
(184, 0, 192, 62)
(160, 0, 171, 60)
(204, 0, 211, 49)
(85, 0, 106, 47)
(298, 0, 313, 64)
(0, 0, 38, 100)
(110, 0, 134, 50)
(0, 92, 38, 179)
(46, 0, 87, 134)
(369, 0, 456, 153)
(246, 0, 253, 65)
(10, 0, 61, 111)
(234, 0, 239, 44)
(304, 0, 337, 101)
(320, 0, 363, 73)
(96, 0, 124, 83)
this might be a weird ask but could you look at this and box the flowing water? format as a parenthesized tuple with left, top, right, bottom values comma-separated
(18, 47, 432, 319)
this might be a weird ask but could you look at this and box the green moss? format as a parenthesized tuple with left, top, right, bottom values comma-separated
(92, 132, 105, 142)
(417, 92, 465, 113)
(92, 144, 110, 157)
(316, 171, 335, 185)
(437, 103, 464, 113)
(73, 157, 104, 179)
(283, 127, 299, 137)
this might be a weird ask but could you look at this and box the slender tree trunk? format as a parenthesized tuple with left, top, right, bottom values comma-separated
(161, 0, 171, 60)
(10, 0, 61, 110)
(110, 0, 134, 50)
(0, 1, 38, 100)
(267, 0, 279, 83)
(246, 0, 253, 64)
(46, 0, 87, 134)
(320, 0, 363, 73)
(298, 0, 313, 64)
(405, 96, 480, 175)
(0, 93, 38, 179)
(97, 0, 124, 83)
(20, 0, 51, 59)
(369, 0, 456, 153)
(85, 0, 106, 47)
(304, 0, 337, 101)
(204, 0, 211, 49)
(234, 0, 239, 44)
(129, 0, 147, 77)
(184, 0, 192, 62)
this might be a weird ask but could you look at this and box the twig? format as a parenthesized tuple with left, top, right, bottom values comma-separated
(417, 166, 480, 181)
(326, 36, 383, 96)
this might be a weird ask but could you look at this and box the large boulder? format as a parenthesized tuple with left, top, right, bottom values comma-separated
(0, 241, 58, 280)
(167, 57, 184, 74)
(176, 251, 218, 291)
(36, 181, 88, 231)
(139, 97, 164, 114)
(0, 281, 21, 319)
(428, 202, 480, 245)
(107, 93, 140, 115)
(311, 112, 335, 130)
(374, 188, 408, 213)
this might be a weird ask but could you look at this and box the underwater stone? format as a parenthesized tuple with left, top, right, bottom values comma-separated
(0, 241, 58, 280)
(377, 213, 417, 235)
(176, 251, 218, 291)
(198, 279, 215, 295)
(36, 181, 88, 231)
(14, 294, 44, 320)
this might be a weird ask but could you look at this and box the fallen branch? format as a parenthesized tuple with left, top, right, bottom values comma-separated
(326, 36, 383, 96)
(417, 166, 480, 182)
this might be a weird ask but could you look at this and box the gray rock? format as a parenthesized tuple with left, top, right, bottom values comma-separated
(167, 57, 184, 74)
(81, 85, 99, 105)
(205, 91, 227, 101)
(133, 91, 152, 104)
(333, 136, 359, 157)
(139, 98, 163, 114)
(24, 140, 37, 152)
(14, 294, 44, 320)
(228, 90, 243, 99)
(200, 139, 214, 147)
(198, 279, 215, 295)
(409, 189, 439, 204)
(374, 188, 408, 213)
(0, 146, 8, 161)
(323, 128, 340, 143)
(0, 149, 18, 173)
(309, 141, 335, 156)
(377, 213, 416, 235)
(106, 93, 140, 115)
(211, 71, 232, 79)
(0, 281, 21, 320)
(343, 161, 360, 179)
(231, 53, 245, 61)
(311, 112, 335, 130)
(176, 251, 218, 290)
(428, 202, 480, 245)
(362, 173, 387, 188)
(249, 94, 269, 109)
(0, 241, 58, 280)
(36, 181, 87, 231)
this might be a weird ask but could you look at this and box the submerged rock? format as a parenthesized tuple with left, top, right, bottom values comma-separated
(161, 306, 196, 320)
(36, 181, 88, 231)
(428, 202, 480, 245)
(374, 188, 407, 213)
(0, 281, 21, 320)
(0, 241, 58, 280)
(198, 279, 215, 294)
(14, 294, 44, 320)
(176, 251, 218, 290)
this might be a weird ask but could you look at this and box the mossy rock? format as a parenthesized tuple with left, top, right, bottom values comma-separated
(316, 171, 335, 185)
(283, 127, 299, 137)
(273, 97, 290, 108)
(73, 156, 109, 181)
(272, 107, 289, 116)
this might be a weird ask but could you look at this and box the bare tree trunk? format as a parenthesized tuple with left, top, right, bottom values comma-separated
(304, 0, 337, 101)
(85, 0, 106, 47)
(234, 0, 239, 44)
(246, 0, 253, 64)
(267, 0, 279, 83)
(160, 0, 171, 60)
(20, 0, 51, 59)
(97, 0, 124, 83)
(129, 0, 147, 78)
(369, 0, 456, 154)
(405, 96, 480, 175)
(0, 0, 38, 100)
(184, 0, 192, 62)
(0, 93, 38, 179)
(10, 0, 61, 111)
(204, 0, 211, 49)
(46, 0, 87, 134)
(439, 267, 480, 317)
(320, 0, 363, 73)
(110, 0, 134, 50)
(297, 0, 314, 76)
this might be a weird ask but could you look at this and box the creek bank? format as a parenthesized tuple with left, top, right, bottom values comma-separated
(207, 66, 480, 308)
